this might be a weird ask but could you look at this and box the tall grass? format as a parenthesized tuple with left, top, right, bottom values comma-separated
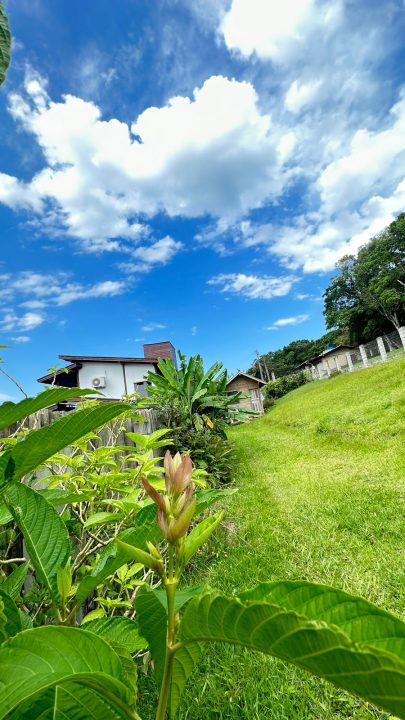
(172, 359, 405, 719)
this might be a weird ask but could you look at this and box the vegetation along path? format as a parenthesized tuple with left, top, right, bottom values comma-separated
(178, 359, 405, 719)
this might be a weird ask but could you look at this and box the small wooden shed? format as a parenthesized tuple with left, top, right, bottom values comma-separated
(226, 372, 267, 414)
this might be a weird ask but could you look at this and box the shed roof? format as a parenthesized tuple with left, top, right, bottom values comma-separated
(227, 372, 267, 386)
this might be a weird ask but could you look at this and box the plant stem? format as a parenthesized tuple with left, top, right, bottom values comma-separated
(0, 365, 28, 397)
(155, 546, 177, 720)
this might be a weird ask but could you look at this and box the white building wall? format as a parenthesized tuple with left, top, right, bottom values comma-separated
(78, 362, 156, 399)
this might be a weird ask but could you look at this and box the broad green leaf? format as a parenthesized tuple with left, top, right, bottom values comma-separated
(0, 2, 11, 87)
(153, 585, 206, 614)
(126, 432, 149, 448)
(83, 617, 145, 653)
(7, 683, 132, 720)
(115, 540, 158, 572)
(110, 643, 138, 695)
(0, 387, 97, 431)
(181, 511, 224, 567)
(135, 588, 167, 687)
(2, 561, 28, 599)
(0, 626, 135, 719)
(0, 502, 12, 525)
(0, 401, 130, 489)
(195, 488, 237, 516)
(57, 562, 72, 605)
(0, 588, 22, 640)
(18, 609, 33, 630)
(170, 641, 204, 718)
(174, 582, 405, 719)
(75, 504, 160, 608)
(3, 483, 70, 605)
(81, 608, 106, 623)
(84, 511, 122, 529)
(39, 488, 93, 506)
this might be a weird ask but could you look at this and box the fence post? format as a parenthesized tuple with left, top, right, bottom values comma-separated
(399, 326, 405, 351)
(346, 353, 354, 372)
(376, 336, 388, 362)
(359, 344, 369, 367)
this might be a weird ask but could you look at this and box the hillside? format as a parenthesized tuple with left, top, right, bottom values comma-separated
(178, 359, 405, 719)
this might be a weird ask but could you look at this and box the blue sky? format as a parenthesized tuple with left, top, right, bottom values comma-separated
(1, 0, 405, 398)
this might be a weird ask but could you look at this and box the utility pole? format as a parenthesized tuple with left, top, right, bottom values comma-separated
(255, 350, 264, 382)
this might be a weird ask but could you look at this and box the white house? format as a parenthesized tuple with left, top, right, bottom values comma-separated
(37, 341, 176, 400)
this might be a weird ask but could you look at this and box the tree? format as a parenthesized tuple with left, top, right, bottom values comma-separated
(0, 2, 11, 87)
(324, 214, 405, 342)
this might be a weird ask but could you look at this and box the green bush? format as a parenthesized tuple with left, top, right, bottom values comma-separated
(170, 426, 236, 485)
(265, 370, 311, 400)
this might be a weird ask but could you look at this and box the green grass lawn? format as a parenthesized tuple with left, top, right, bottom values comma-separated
(173, 359, 405, 719)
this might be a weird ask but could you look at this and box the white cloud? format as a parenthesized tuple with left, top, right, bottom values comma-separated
(208, 273, 297, 299)
(221, 0, 343, 62)
(266, 313, 309, 330)
(142, 322, 166, 332)
(0, 311, 45, 332)
(0, 271, 128, 327)
(11, 336, 31, 343)
(285, 79, 322, 114)
(0, 71, 289, 248)
(119, 236, 183, 274)
(191, 325, 197, 336)
(318, 94, 405, 214)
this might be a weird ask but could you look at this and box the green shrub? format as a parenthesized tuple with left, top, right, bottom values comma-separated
(265, 370, 311, 400)
(170, 426, 236, 485)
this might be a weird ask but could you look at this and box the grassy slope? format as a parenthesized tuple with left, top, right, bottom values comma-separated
(177, 359, 405, 719)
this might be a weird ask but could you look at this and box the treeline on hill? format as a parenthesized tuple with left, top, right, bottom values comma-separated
(249, 214, 405, 379)
(248, 330, 348, 379)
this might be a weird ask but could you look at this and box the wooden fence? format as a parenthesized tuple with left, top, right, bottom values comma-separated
(0, 407, 160, 443)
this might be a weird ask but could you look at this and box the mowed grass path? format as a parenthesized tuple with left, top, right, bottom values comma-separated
(177, 359, 405, 720)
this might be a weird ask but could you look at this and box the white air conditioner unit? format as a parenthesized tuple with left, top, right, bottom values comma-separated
(92, 376, 106, 388)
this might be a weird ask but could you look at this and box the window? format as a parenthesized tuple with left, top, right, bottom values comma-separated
(134, 381, 148, 397)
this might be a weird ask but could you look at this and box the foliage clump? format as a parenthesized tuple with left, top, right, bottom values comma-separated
(264, 369, 312, 401)
(146, 351, 242, 484)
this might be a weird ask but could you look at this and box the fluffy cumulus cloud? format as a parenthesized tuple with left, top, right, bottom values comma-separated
(0, 71, 289, 249)
(266, 313, 309, 330)
(221, 0, 343, 62)
(119, 236, 183, 273)
(208, 273, 297, 300)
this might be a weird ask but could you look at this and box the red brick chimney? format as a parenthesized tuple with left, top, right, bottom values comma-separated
(143, 341, 177, 367)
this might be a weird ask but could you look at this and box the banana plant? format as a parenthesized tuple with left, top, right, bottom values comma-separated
(146, 352, 248, 434)
(0, 1, 11, 87)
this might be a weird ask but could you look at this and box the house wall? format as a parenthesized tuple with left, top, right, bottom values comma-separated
(316, 349, 350, 377)
(78, 361, 156, 399)
(227, 377, 264, 412)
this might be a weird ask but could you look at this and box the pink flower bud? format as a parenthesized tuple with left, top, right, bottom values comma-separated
(157, 508, 170, 538)
(142, 477, 168, 513)
(166, 498, 197, 542)
(172, 455, 193, 494)
(172, 484, 196, 517)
